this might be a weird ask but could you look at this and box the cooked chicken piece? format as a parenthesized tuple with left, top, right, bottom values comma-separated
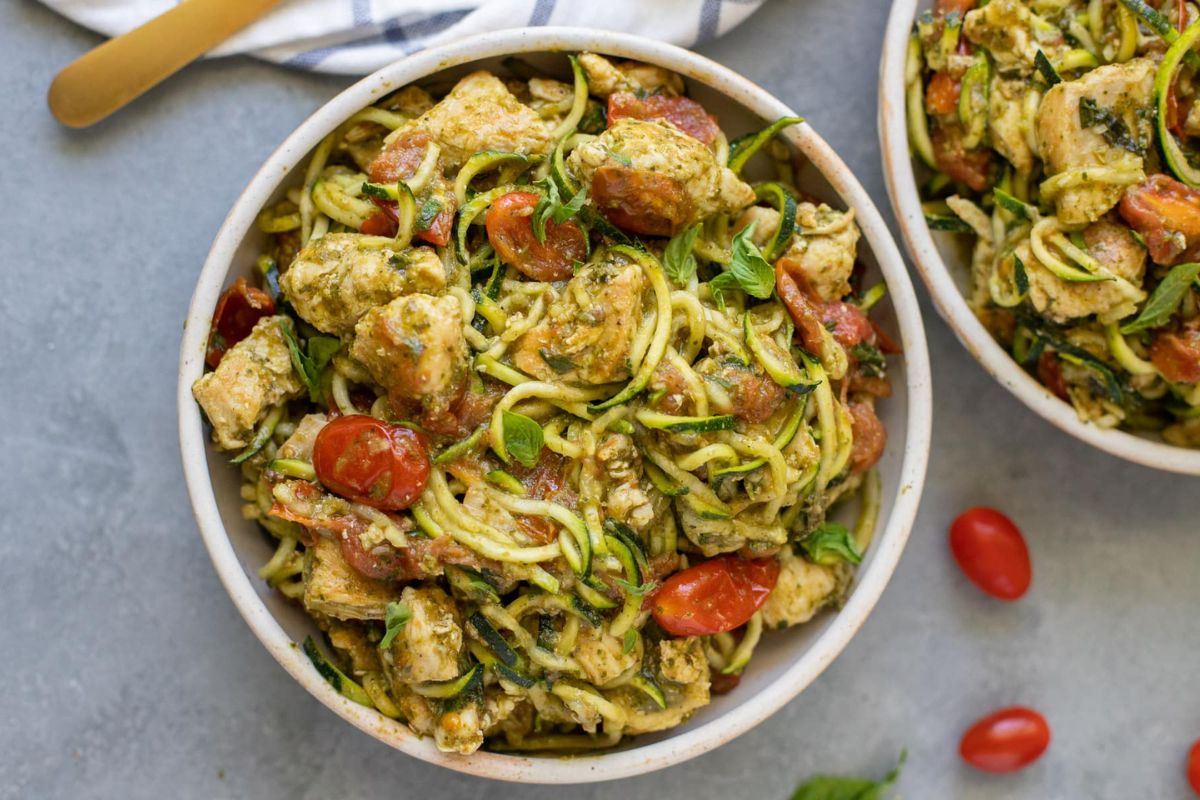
(280, 235, 446, 337)
(595, 433, 655, 530)
(777, 203, 861, 303)
(568, 119, 755, 225)
(990, 76, 1035, 175)
(964, 0, 1066, 74)
(578, 52, 683, 98)
(192, 315, 303, 450)
(657, 637, 707, 684)
(573, 625, 641, 687)
(527, 683, 601, 732)
(1024, 218, 1146, 323)
(276, 413, 327, 462)
(512, 256, 645, 385)
(734, 205, 782, 249)
(324, 619, 382, 676)
(387, 681, 438, 735)
(413, 71, 554, 169)
(350, 293, 468, 401)
(607, 671, 710, 735)
(760, 547, 840, 629)
(384, 85, 435, 117)
(1036, 59, 1155, 225)
(302, 537, 398, 620)
(389, 585, 463, 683)
(432, 689, 525, 754)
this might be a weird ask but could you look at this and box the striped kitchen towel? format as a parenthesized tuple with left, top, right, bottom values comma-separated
(42, 0, 767, 75)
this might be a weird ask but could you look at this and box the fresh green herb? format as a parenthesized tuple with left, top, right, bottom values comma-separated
(578, 101, 607, 135)
(531, 178, 586, 244)
(613, 577, 659, 597)
(378, 601, 412, 650)
(710, 223, 775, 307)
(279, 320, 340, 402)
(608, 151, 633, 167)
(360, 182, 393, 200)
(1078, 97, 1143, 154)
(502, 410, 544, 468)
(1120, 262, 1200, 333)
(799, 522, 863, 566)
(622, 629, 638, 655)
(1034, 50, 1061, 86)
(1013, 252, 1030, 297)
(849, 342, 887, 379)
(924, 214, 974, 233)
(663, 223, 701, 285)
(790, 751, 905, 800)
(539, 348, 578, 374)
(415, 197, 443, 231)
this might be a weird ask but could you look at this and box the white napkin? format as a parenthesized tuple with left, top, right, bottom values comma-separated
(41, 0, 766, 75)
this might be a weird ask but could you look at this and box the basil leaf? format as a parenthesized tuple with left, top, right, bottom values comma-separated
(622, 629, 637, 654)
(849, 342, 886, 379)
(1078, 97, 1143, 155)
(279, 320, 337, 403)
(502, 410, 544, 468)
(308, 336, 341, 371)
(790, 751, 904, 800)
(1120, 262, 1200, 333)
(799, 522, 863, 566)
(708, 271, 738, 312)
(664, 223, 701, 285)
(551, 185, 587, 224)
(415, 197, 443, 231)
(378, 601, 412, 650)
(728, 223, 776, 298)
(539, 349, 578, 374)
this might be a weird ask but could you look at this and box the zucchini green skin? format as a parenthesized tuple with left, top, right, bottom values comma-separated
(957, 53, 990, 150)
(303, 636, 373, 707)
(1156, 22, 1200, 186)
(411, 664, 483, 699)
(681, 492, 734, 520)
(576, 579, 619, 611)
(924, 214, 974, 233)
(710, 395, 806, 481)
(231, 405, 284, 464)
(630, 672, 667, 709)
(742, 311, 817, 394)
(635, 409, 736, 433)
(432, 426, 485, 464)
(752, 183, 798, 261)
(268, 457, 315, 481)
(446, 565, 501, 605)
(644, 460, 689, 496)
(468, 611, 520, 667)
(455, 185, 519, 263)
(454, 151, 534, 206)
(485, 469, 527, 494)
(727, 116, 805, 174)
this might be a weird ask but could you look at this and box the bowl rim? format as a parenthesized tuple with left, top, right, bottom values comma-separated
(878, 0, 1200, 475)
(178, 26, 933, 783)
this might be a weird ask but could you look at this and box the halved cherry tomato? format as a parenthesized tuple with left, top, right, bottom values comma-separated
(822, 300, 875, 349)
(607, 92, 720, 144)
(485, 191, 588, 281)
(1187, 738, 1200, 796)
(960, 707, 1050, 773)
(949, 507, 1031, 600)
(935, 0, 976, 13)
(925, 71, 962, 116)
(775, 259, 829, 354)
(368, 130, 433, 184)
(361, 209, 398, 237)
(205, 277, 275, 368)
(931, 123, 992, 192)
(312, 415, 430, 511)
(848, 402, 887, 474)
(650, 555, 780, 636)
(1151, 329, 1200, 384)
(364, 131, 455, 246)
(1119, 175, 1200, 265)
(1036, 351, 1069, 401)
(590, 164, 693, 237)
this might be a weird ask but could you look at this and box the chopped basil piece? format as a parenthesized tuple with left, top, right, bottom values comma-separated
(502, 410, 544, 468)
(799, 521, 863, 566)
(378, 601, 412, 650)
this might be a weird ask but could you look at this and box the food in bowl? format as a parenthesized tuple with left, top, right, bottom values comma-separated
(191, 51, 898, 755)
(905, 0, 1200, 445)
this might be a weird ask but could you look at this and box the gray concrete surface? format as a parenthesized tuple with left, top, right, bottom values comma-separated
(2, 0, 1197, 797)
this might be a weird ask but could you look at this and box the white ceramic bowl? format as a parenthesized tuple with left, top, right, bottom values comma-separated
(179, 28, 932, 783)
(879, 0, 1200, 475)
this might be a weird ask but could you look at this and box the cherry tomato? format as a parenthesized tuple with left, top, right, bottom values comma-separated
(590, 164, 693, 237)
(1036, 351, 1069, 401)
(206, 277, 275, 368)
(368, 130, 433, 184)
(949, 507, 1031, 600)
(960, 707, 1050, 773)
(1119, 174, 1200, 265)
(848, 402, 887, 475)
(775, 259, 829, 355)
(931, 123, 992, 192)
(312, 415, 431, 510)
(485, 191, 588, 281)
(821, 300, 875, 349)
(925, 71, 962, 117)
(935, 0, 976, 14)
(607, 92, 720, 144)
(1151, 329, 1200, 384)
(1187, 738, 1200, 796)
(360, 209, 397, 237)
(651, 555, 780, 636)
(338, 528, 415, 581)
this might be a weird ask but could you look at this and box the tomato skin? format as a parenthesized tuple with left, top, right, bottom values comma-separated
(935, 0, 976, 14)
(822, 300, 875, 349)
(1187, 739, 1200, 795)
(368, 130, 432, 184)
(1151, 329, 1200, 383)
(950, 507, 1031, 600)
(1118, 174, 1200, 265)
(651, 555, 780, 636)
(607, 92, 720, 144)
(485, 191, 588, 281)
(1036, 351, 1069, 401)
(312, 416, 431, 511)
(590, 164, 693, 237)
(931, 123, 992, 192)
(848, 402, 887, 475)
(960, 707, 1050, 773)
(926, 71, 962, 116)
(206, 277, 275, 368)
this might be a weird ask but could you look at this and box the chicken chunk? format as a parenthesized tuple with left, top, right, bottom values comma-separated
(607, 672, 710, 735)
(989, 76, 1035, 175)
(350, 293, 468, 401)
(760, 547, 840, 629)
(324, 619, 382, 676)
(595, 433, 655, 530)
(276, 413, 328, 462)
(573, 625, 641, 688)
(778, 203, 861, 303)
(1036, 59, 1155, 225)
(734, 206, 783, 249)
(413, 70, 554, 169)
(568, 119, 755, 226)
(964, 0, 1066, 74)
(657, 637, 707, 684)
(302, 537, 398, 621)
(389, 585, 463, 683)
(1024, 218, 1147, 323)
(192, 315, 303, 450)
(280, 235, 446, 336)
(432, 689, 525, 754)
(578, 52, 683, 98)
(512, 256, 645, 385)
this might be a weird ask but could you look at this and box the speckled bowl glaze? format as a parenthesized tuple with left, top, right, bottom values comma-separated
(179, 28, 932, 783)
(879, 0, 1200, 475)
